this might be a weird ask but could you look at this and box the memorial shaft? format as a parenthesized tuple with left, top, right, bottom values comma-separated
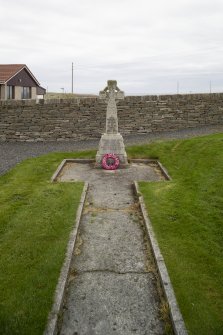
(106, 94, 118, 134)
(96, 80, 128, 167)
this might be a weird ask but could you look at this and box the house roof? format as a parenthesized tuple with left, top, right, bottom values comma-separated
(0, 64, 40, 85)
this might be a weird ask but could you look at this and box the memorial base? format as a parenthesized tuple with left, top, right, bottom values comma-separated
(96, 133, 128, 167)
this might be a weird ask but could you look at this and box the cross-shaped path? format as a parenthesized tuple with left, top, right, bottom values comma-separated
(58, 163, 167, 335)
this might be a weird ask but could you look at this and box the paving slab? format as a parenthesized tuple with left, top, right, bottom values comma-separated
(58, 162, 162, 184)
(58, 163, 167, 335)
(71, 210, 148, 273)
(60, 272, 163, 335)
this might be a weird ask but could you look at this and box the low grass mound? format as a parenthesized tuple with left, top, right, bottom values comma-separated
(0, 150, 94, 335)
(127, 133, 223, 335)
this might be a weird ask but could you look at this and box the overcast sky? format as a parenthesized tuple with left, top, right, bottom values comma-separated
(1, 0, 223, 95)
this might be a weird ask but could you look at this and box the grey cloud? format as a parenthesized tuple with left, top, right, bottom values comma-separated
(0, 0, 223, 94)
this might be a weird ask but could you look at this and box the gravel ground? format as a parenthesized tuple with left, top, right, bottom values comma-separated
(0, 125, 223, 176)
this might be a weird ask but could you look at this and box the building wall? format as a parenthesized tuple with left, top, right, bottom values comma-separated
(0, 85, 37, 101)
(14, 86, 21, 100)
(31, 87, 37, 100)
(0, 93, 222, 142)
(0, 84, 6, 100)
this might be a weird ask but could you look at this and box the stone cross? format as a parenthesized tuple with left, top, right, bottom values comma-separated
(96, 80, 128, 167)
(99, 80, 124, 135)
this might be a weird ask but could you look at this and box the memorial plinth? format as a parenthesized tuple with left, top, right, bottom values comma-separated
(96, 80, 128, 167)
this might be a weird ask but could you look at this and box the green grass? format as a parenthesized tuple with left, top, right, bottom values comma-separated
(1, 135, 223, 334)
(0, 150, 95, 335)
(45, 92, 97, 99)
(127, 133, 223, 334)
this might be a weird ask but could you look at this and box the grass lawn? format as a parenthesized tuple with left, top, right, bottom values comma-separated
(1, 134, 222, 334)
(0, 150, 94, 335)
(127, 133, 223, 335)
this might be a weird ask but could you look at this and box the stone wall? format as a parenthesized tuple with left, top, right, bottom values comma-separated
(0, 93, 223, 142)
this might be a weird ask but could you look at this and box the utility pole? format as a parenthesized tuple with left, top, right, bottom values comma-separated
(72, 62, 74, 94)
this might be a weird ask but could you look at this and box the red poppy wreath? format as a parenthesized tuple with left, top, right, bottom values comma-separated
(101, 153, 120, 170)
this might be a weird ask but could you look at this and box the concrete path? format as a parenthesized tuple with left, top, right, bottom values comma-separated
(58, 163, 168, 335)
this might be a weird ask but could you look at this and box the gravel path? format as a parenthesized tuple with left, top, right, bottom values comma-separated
(0, 125, 222, 176)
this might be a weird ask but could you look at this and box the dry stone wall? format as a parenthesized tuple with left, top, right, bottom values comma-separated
(0, 93, 223, 142)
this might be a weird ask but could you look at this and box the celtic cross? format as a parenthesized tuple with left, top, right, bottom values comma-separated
(99, 80, 124, 135)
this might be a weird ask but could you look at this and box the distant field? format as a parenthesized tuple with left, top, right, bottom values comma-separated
(45, 92, 98, 99)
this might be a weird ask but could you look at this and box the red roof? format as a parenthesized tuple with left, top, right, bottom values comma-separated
(0, 64, 40, 85)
